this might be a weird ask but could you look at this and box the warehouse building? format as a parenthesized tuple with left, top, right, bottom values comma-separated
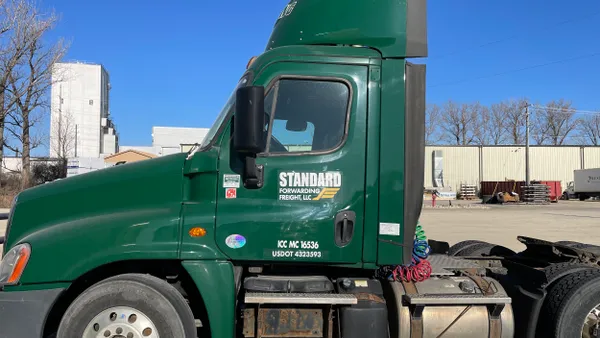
(425, 145, 600, 194)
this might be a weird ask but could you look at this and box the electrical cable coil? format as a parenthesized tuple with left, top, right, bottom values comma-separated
(377, 222, 433, 283)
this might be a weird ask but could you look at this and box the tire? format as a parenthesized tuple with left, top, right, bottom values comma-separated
(579, 194, 587, 201)
(554, 241, 600, 255)
(455, 242, 516, 257)
(447, 240, 486, 256)
(568, 243, 600, 256)
(543, 269, 600, 337)
(556, 241, 580, 247)
(542, 262, 598, 286)
(56, 273, 197, 338)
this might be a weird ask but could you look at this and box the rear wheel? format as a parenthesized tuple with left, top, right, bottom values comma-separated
(543, 262, 598, 286)
(543, 269, 600, 337)
(57, 273, 197, 338)
(447, 240, 486, 256)
(452, 242, 516, 258)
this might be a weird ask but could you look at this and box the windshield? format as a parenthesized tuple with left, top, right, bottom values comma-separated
(200, 76, 249, 148)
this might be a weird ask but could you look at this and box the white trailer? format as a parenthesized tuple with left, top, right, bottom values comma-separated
(563, 168, 600, 200)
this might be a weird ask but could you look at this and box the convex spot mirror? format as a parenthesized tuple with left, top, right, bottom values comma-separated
(234, 85, 266, 154)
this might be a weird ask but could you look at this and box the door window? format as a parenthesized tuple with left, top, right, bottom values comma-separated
(264, 78, 350, 154)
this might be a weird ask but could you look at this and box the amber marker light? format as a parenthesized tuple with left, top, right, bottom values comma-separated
(189, 227, 207, 238)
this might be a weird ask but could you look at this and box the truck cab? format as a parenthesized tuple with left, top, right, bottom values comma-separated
(3, 1, 600, 338)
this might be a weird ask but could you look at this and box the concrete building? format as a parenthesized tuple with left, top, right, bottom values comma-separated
(151, 126, 209, 155)
(49, 62, 118, 159)
(121, 126, 209, 156)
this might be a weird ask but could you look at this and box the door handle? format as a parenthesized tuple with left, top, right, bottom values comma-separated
(334, 210, 356, 247)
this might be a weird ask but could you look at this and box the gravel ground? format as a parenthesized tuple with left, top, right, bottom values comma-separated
(420, 200, 600, 252)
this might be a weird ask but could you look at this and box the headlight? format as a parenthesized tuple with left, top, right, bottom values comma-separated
(0, 243, 31, 286)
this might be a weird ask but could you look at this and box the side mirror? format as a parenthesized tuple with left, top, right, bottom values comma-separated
(234, 86, 265, 154)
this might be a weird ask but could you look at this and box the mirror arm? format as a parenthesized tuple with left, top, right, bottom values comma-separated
(243, 156, 264, 189)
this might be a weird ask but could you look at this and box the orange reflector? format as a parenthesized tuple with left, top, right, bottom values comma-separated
(8, 245, 30, 284)
(189, 227, 207, 237)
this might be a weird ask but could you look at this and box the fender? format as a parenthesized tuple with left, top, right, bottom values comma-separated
(182, 260, 236, 338)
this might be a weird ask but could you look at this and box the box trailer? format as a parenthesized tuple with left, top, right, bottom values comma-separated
(564, 168, 600, 200)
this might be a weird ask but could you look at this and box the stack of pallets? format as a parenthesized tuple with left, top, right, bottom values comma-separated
(459, 184, 477, 200)
(521, 184, 550, 204)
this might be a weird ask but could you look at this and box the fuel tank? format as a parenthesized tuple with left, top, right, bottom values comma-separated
(388, 276, 514, 338)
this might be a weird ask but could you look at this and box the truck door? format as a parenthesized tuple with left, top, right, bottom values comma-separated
(215, 61, 368, 264)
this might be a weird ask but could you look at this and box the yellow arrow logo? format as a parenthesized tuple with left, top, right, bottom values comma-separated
(312, 187, 340, 200)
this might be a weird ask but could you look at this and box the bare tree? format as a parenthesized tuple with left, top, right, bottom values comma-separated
(472, 102, 500, 145)
(50, 108, 76, 173)
(531, 99, 579, 145)
(0, 0, 54, 179)
(425, 103, 443, 145)
(495, 98, 528, 145)
(578, 113, 600, 146)
(3, 5, 67, 188)
(441, 100, 477, 145)
(483, 102, 509, 145)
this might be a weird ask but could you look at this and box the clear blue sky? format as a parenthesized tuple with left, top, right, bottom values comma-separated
(42, 0, 600, 151)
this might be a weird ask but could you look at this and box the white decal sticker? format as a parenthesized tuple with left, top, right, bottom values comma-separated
(225, 188, 237, 199)
(278, 1, 297, 20)
(354, 280, 368, 288)
(272, 240, 322, 258)
(278, 171, 342, 201)
(379, 222, 400, 236)
(223, 174, 241, 188)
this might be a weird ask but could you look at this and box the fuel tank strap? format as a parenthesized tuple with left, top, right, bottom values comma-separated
(489, 317, 502, 338)
(401, 280, 423, 338)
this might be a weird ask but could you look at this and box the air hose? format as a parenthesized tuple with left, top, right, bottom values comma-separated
(375, 222, 432, 283)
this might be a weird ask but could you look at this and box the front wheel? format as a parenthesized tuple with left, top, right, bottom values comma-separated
(57, 273, 197, 338)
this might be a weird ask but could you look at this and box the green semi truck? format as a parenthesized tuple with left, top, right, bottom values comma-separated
(3, 1, 600, 337)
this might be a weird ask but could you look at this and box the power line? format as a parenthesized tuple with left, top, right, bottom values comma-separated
(529, 105, 600, 115)
(428, 51, 600, 88)
(430, 10, 600, 60)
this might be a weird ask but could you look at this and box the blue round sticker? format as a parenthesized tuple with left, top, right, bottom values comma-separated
(225, 234, 246, 249)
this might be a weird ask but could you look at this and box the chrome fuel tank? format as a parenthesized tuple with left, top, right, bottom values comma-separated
(388, 276, 514, 338)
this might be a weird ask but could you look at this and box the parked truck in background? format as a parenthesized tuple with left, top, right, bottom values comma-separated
(4, 1, 600, 337)
(563, 168, 600, 201)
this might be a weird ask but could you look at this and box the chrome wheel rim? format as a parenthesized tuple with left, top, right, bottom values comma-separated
(582, 304, 600, 338)
(83, 306, 159, 338)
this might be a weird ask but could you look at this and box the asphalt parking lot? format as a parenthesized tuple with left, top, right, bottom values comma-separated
(0, 201, 598, 257)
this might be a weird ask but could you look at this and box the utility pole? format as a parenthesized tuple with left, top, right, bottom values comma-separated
(525, 102, 530, 186)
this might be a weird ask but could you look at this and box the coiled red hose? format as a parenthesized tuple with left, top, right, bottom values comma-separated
(391, 258, 432, 283)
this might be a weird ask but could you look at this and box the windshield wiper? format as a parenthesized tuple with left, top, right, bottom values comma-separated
(186, 142, 201, 160)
